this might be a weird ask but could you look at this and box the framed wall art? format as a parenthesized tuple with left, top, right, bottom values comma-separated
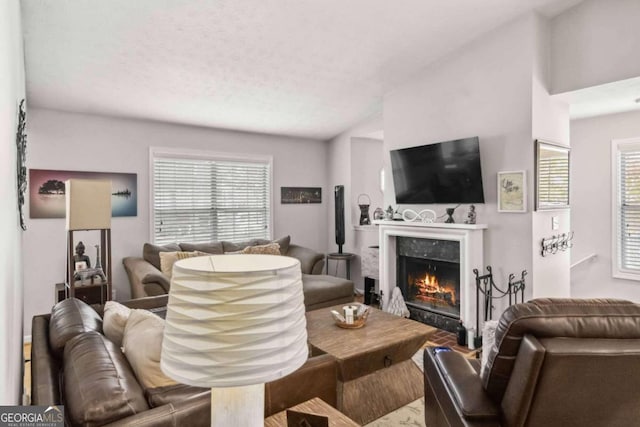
(281, 187, 322, 204)
(498, 170, 526, 213)
(29, 169, 137, 218)
(16, 99, 27, 230)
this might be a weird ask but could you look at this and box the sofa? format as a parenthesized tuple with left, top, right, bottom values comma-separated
(122, 236, 355, 311)
(31, 295, 339, 427)
(423, 298, 640, 427)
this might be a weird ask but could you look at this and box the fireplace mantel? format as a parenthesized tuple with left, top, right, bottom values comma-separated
(375, 220, 486, 330)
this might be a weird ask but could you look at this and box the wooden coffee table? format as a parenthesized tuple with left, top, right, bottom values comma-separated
(265, 397, 360, 427)
(306, 306, 436, 425)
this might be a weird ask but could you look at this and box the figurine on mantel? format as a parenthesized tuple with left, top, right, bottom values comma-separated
(373, 207, 385, 220)
(385, 205, 394, 220)
(465, 205, 477, 224)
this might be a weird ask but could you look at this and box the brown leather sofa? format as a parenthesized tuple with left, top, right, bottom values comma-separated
(31, 296, 338, 427)
(423, 298, 640, 427)
(123, 237, 354, 311)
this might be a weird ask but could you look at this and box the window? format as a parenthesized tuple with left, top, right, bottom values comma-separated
(612, 138, 640, 280)
(151, 148, 272, 245)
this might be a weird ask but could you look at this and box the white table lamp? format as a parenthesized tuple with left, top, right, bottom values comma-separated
(161, 254, 308, 427)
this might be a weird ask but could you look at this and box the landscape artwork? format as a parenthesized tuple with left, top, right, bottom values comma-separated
(29, 169, 137, 218)
(281, 187, 322, 204)
(498, 171, 526, 213)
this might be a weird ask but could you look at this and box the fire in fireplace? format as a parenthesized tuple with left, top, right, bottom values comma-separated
(401, 257, 460, 318)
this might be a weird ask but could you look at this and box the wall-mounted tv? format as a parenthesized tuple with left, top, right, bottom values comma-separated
(390, 137, 485, 204)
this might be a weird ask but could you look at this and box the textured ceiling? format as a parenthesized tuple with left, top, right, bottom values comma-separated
(22, 0, 582, 140)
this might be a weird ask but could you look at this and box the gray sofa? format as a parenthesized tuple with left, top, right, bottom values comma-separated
(123, 236, 355, 311)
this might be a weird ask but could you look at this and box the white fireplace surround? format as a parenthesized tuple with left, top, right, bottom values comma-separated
(375, 220, 487, 330)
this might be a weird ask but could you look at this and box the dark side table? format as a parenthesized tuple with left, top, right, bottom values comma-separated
(326, 252, 355, 280)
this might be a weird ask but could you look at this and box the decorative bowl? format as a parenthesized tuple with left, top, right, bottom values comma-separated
(331, 304, 370, 329)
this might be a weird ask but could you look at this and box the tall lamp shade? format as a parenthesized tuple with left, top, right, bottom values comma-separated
(161, 254, 308, 427)
(65, 179, 112, 230)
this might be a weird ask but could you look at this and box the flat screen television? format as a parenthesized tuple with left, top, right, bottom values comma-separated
(390, 137, 485, 204)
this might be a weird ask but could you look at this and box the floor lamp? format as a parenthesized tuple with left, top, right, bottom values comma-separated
(161, 254, 309, 427)
(65, 179, 112, 301)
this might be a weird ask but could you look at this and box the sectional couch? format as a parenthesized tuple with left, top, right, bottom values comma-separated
(122, 236, 355, 311)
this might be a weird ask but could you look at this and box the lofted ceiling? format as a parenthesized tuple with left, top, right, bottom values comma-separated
(22, 0, 583, 140)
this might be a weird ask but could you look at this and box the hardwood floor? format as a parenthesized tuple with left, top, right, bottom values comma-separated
(23, 343, 31, 404)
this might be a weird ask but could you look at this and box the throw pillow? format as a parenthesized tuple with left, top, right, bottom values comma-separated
(122, 309, 177, 389)
(143, 242, 181, 270)
(480, 319, 499, 377)
(241, 243, 281, 255)
(103, 301, 132, 348)
(223, 237, 289, 254)
(159, 251, 208, 278)
(273, 235, 291, 254)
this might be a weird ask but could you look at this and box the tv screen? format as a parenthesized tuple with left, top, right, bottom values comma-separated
(390, 137, 485, 204)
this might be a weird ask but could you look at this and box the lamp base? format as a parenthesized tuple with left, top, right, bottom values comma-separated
(211, 384, 264, 427)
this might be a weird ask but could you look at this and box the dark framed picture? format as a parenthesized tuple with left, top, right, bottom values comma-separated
(281, 187, 322, 204)
(29, 169, 138, 218)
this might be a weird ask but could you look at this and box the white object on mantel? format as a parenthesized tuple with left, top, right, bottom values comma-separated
(384, 287, 410, 318)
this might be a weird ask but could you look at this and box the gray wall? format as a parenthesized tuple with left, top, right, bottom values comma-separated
(23, 108, 330, 336)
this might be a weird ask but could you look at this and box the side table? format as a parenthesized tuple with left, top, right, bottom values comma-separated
(326, 252, 355, 280)
(265, 397, 360, 427)
(55, 281, 108, 305)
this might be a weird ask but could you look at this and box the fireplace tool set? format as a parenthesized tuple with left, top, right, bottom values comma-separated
(472, 266, 527, 349)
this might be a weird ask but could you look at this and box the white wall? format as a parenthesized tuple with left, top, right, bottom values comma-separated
(327, 113, 384, 290)
(571, 110, 640, 301)
(349, 137, 384, 292)
(531, 14, 571, 298)
(551, 0, 640, 94)
(0, 0, 25, 404)
(350, 138, 384, 227)
(383, 14, 537, 299)
(24, 109, 329, 335)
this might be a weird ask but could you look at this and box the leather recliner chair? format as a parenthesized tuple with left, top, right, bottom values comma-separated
(423, 298, 640, 427)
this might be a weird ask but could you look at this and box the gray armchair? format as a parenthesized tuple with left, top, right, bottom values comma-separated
(423, 298, 640, 427)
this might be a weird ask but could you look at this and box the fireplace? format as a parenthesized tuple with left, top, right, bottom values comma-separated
(377, 220, 485, 333)
(399, 257, 460, 317)
(396, 236, 461, 331)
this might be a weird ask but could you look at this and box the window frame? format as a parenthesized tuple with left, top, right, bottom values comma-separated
(611, 137, 640, 281)
(149, 146, 274, 245)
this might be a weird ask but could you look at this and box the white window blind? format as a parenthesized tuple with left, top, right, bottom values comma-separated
(152, 151, 271, 245)
(537, 155, 569, 207)
(615, 140, 640, 275)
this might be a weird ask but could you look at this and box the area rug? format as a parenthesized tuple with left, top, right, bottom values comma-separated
(364, 349, 427, 426)
(364, 397, 426, 427)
